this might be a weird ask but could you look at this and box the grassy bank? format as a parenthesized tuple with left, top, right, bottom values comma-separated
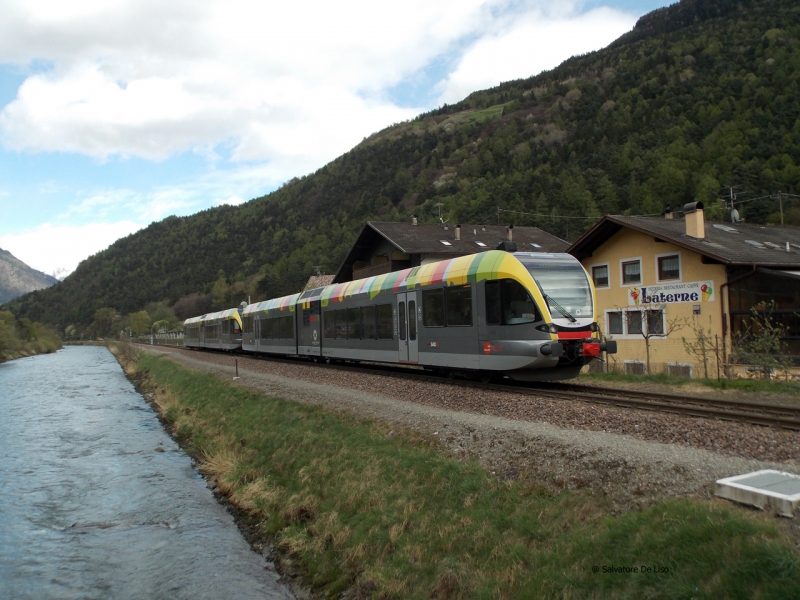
(114, 344, 799, 599)
(0, 310, 62, 362)
(580, 370, 800, 397)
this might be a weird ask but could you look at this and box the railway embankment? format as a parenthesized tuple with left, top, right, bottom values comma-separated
(112, 342, 800, 599)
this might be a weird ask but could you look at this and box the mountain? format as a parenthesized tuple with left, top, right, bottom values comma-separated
(4, 0, 799, 329)
(0, 248, 58, 304)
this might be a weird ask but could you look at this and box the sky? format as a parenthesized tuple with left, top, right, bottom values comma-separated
(0, 0, 670, 277)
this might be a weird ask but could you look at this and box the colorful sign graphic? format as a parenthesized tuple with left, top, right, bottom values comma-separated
(628, 280, 715, 306)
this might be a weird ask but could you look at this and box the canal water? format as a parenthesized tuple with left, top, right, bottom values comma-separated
(0, 346, 293, 600)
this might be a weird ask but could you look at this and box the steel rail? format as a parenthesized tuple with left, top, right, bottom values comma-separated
(138, 342, 800, 430)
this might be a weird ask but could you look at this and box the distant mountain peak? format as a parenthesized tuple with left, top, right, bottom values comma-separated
(50, 267, 72, 281)
(0, 248, 58, 305)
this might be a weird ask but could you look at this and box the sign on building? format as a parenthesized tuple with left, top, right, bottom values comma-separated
(628, 281, 715, 306)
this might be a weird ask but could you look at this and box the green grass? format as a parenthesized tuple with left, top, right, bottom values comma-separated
(126, 347, 800, 599)
(580, 370, 800, 397)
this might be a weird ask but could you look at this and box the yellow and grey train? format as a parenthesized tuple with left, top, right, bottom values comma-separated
(184, 249, 616, 381)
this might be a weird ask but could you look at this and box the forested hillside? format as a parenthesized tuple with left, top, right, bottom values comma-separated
(5, 0, 800, 331)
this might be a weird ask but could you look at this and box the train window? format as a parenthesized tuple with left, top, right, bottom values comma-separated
(302, 307, 311, 327)
(362, 305, 376, 340)
(399, 302, 407, 341)
(446, 285, 472, 326)
(485, 280, 539, 325)
(423, 289, 445, 327)
(376, 304, 393, 339)
(334, 309, 346, 339)
(323, 310, 335, 338)
(282, 315, 295, 339)
(502, 280, 538, 324)
(408, 300, 417, 340)
(347, 307, 361, 339)
(485, 281, 501, 325)
(233, 322, 240, 334)
(243, 316, 254, 334)
(260, 317, 270, 340)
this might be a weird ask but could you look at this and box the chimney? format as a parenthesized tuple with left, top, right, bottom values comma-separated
(455, 224, 461, 241)
(663, 206, 673, 220)
(683, 202, 705, 239)
(507, 225, 514, 241)
(411, 215, 418, 225)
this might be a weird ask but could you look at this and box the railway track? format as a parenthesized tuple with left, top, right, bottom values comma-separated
(140, 342, 800, 431)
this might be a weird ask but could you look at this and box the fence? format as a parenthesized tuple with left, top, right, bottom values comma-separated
(130, 333, 184, 347)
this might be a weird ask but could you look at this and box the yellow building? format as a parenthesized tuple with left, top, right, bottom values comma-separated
(569, 204, 800, 377)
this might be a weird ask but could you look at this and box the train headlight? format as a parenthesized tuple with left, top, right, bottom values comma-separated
(536, 323, 559, 334)
(589, 323, 598, 332)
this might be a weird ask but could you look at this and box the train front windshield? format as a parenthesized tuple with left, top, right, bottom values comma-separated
(516, 254, 593, 319)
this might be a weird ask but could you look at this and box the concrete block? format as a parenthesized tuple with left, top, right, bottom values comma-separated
(715, 469, 800, 517)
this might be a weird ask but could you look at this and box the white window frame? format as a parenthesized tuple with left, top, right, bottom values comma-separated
(655, 251, 682, 283)
(619, 256, 643, 286)
(604, 307, 667, 339)
(590, 262, 610, 289)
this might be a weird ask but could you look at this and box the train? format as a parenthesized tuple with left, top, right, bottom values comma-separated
(183, 248, 616, 382)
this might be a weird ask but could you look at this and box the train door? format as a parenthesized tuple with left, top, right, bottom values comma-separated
(396, 292, 419, 363)
(299, 300, 321, 356)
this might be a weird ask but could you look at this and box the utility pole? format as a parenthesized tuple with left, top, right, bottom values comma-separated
(779, 190, 784, 226)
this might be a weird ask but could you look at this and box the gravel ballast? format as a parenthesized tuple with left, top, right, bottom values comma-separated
(138, 345, 800, 512)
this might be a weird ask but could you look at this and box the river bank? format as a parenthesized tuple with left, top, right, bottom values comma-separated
(0, 310, 62, 363)
(111, 342, 800, 599)
(0, 338, 61, 362)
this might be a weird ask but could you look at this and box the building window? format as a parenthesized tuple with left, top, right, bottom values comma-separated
(621, 259, 641, 284)
(646, 309, 665, 335)
(627, 311, 643, 335)
(657, 254, 680, 281)
(608, 311, 623, 335)
(591, 264, 609, 288)
(606, 308, 665, 338)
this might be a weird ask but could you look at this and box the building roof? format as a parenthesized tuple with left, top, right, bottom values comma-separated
(303, 274, 335, 291)
(365, 221, 569, 255)
(333, 221, 569, 282)
(569, 215, 800, 268)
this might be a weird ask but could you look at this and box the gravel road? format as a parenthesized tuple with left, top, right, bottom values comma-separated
(137, 345, 800, 513)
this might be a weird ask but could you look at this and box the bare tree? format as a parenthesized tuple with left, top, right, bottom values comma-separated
(730, 301, 793, 380)
(681, 321, 724, 379)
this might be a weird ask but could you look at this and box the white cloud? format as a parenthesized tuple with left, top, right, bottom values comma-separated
(0, 1, 635, 172)
(0, 220, 144, 276)
(437, 6, 636, 104)
(0, 1, 643, 274)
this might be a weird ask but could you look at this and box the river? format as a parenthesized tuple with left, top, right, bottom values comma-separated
(0, 346, 293, 600)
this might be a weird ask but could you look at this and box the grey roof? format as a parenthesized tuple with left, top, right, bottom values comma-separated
(333, 221, 569, 282)
(569, 215, 800, 267)
(365, 221, 569, 255)
(303, 274, 335, 291)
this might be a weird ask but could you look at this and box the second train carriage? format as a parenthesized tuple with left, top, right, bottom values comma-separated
(234, 249, 615, 381)
(183, 307, 244, 351)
